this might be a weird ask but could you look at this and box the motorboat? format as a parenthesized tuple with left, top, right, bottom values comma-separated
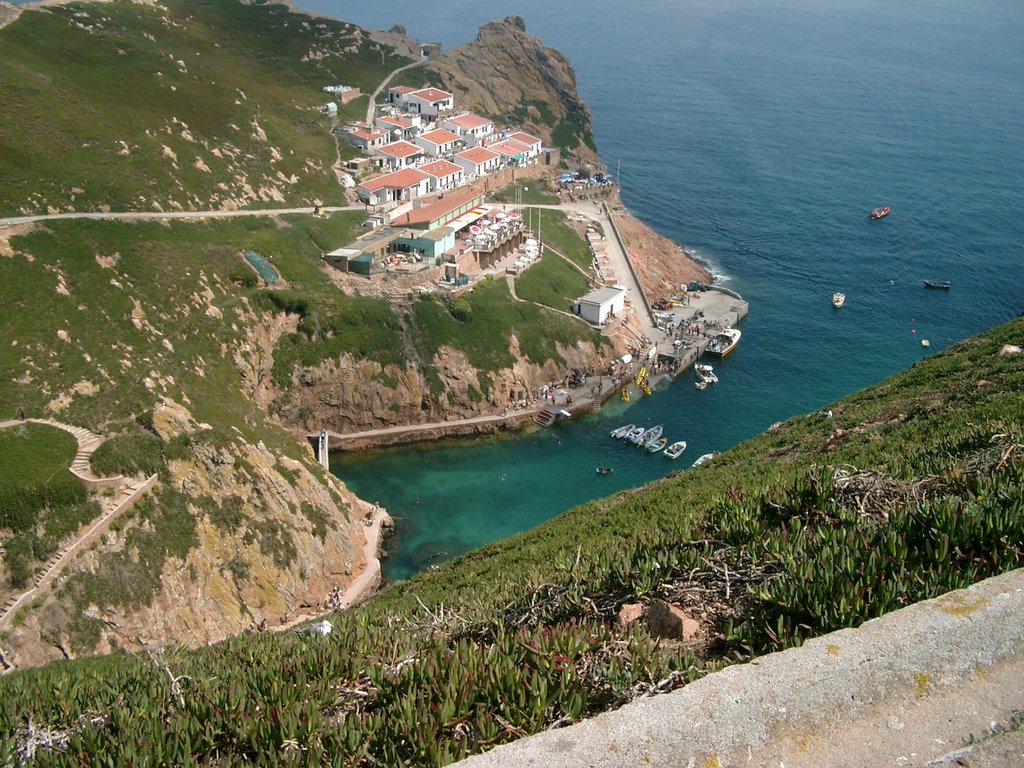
(832, 292, 846, 308)
(692, 451, 720, 467)
(695, 380, 708, 391)
(646, 436, 668, 453)
(663, 441, 687, 459)
(869, 206, 891, 220)
(624, 426, 645, 444)
(596, 465, 613, 475)
(695, 363, 718, 386)
(636, 424, 663, 447)
(610, 423, 635, 439)
(924, 280, 951, 290)
(706, 328, 741, 358)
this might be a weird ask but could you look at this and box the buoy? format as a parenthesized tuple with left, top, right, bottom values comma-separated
(921, 339, 930, 347)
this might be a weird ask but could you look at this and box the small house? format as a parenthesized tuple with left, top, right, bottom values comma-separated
(572, 286, 626, 326)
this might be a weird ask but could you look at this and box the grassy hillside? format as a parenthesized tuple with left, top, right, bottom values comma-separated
(0, 0, 403, 214)
(1, 318, 1020, 765)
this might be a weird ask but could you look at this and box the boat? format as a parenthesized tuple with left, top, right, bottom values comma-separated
(832, 292, 846, 308)
(610, 423, 635, 439)
(624, 426, 645, 444)
(557, 409, 572, 419)
(695, 363, 718, 386)
(596, 465, 613, 475)
(663, 440, 687, 460)
(692, 451, 720, 467)
(646, 436, 668, 453)
(706, 328, 741, 358)
(695, 380, 708, 391)
(869, 206, 891, 220)
(924, 280, 951, 290)
(636, 424, 663, 447)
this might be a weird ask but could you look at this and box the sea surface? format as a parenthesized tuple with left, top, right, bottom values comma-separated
(15, 0, 1014, 578)
(314, 0, 1024, 579)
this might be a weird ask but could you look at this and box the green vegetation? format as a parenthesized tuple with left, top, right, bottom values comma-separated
(522, 207, 593, 269)
(1, 318, 1020, 765)
(490, 178, 560, 205)
(0, 423, 89, 587)
(0, 0, 410, 212)
(516, 251, 590, 311)
(411, 277, 604, 376)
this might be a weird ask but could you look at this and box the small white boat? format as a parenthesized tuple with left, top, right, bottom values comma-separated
(636, 424, 663, 447)
(832, 292, 846, 308)
(610, 423, 635, 439)
(692, 451, 720, 467)
(695, 380, 708, 390)
(557, 409, 572, 419)
(695, 363, 718, 386)
(663, 440, 687, 459)
(624, 427, 645, 444)
(646, 436, 668, 453)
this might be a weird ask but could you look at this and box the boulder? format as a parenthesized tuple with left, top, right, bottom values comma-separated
(618, 603, 644, 626)
(646, 599, 700, 641)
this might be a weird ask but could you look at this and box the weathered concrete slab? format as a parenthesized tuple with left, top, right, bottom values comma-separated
(453, 568, 1024, 768)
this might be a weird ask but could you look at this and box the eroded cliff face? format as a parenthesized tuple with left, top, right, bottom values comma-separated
(274, 337, 608, 434)
(426, 16, 598, 163)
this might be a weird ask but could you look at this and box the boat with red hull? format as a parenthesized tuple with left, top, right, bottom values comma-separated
(869, 206, 891, 220)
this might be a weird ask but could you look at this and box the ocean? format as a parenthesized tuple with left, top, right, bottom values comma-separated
(318, 0, 1024, 579)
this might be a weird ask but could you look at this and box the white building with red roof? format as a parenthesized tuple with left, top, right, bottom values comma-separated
(488, 138, 532, 165)
(355, 168, 431, 206)
(508, 131, 543, 158)
(385, 85, 417, 106)
(438, 112, 495, 144)
(453, 146, 501, 178)
(374, 114, 423, 141)
(414, 128, 462, 158)
(418, 159, 465, 193)
(373, 139, 424, 171)
(340, 126, 389, 154)
(390, 86, 454, 118)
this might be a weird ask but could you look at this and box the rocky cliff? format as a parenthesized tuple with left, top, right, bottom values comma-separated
(425, 16, 599, 163)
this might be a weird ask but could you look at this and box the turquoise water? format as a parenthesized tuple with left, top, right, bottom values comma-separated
(310, 0, 1024, 579)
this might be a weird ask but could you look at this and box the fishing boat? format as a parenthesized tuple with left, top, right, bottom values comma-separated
(692, 451, 720, 467)
(924, 280, 951, 290)
(869, 206, 891, 220)
(663, 440, 687, 460)
(832, 292, 846, 308)
(624, 426, 645, 444)
(706, 328, 741, 358)
(636, 424, 663, 448)
(646, 436, 668, 453)
(596, 465, 613, 475)
(610, 423, 635, 439)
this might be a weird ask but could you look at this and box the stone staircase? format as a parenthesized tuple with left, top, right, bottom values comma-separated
(532, 408, 557, 427)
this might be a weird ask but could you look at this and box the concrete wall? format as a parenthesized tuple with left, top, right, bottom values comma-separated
(453, 568, 1024, 768)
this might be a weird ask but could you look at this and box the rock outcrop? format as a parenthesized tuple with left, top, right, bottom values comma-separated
(426, 17, 598, 163)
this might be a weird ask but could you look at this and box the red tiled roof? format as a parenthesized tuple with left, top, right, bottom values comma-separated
(376, 140, 422, 159)
(456, 146, 500, 164)
(395, 190, 483, 226)
(350, 128, 387, 141)
(361, 168, 429, 191)
(389, 85, 416, 94)
(447, 113, 492, 130)
(419, 160, 463, 177)
(489, 139, 530, 157)
(411, 87, 453, 103)
(509, 131, 541, 146)
(418, 128, 460, 146)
